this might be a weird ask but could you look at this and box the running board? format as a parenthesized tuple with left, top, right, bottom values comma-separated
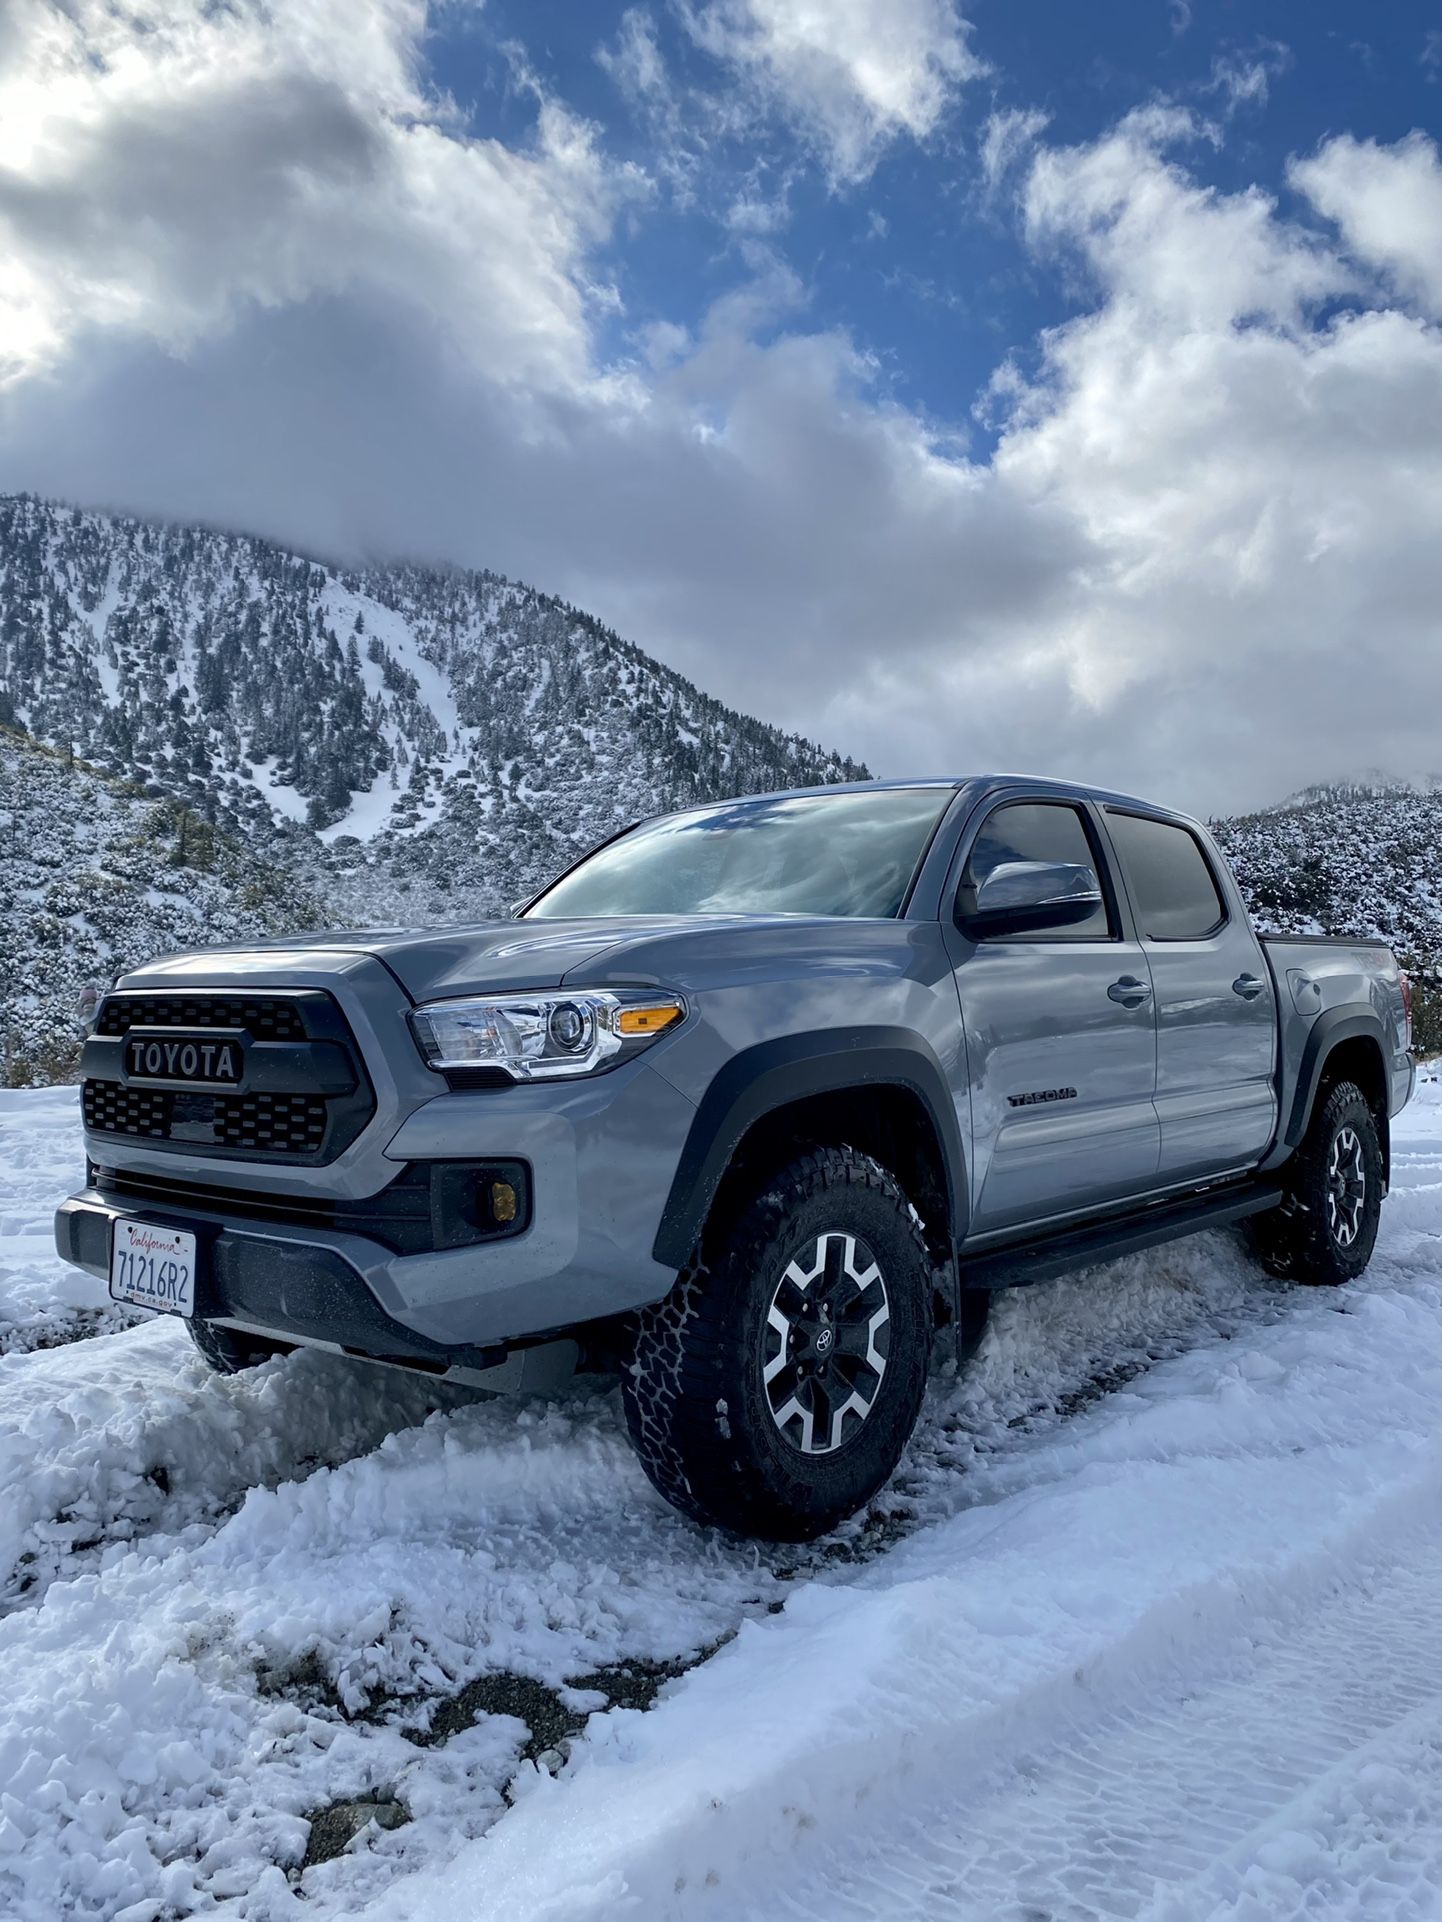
(959, 1180, 1284, 1289)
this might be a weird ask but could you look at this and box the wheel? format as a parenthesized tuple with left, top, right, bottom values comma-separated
(1248, 1079, 1383, 1285)
(622, 1145, 933, 1541)
(187, 1319, 292, 1374)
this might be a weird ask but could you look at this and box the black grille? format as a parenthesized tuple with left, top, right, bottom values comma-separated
(97, 995, 304, 1041)
(82, 1082, 172, 1139)
(214, 1092, 328, 1154)
(83, 990, 372, 1164)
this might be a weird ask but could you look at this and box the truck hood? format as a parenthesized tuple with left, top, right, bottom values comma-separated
(133, 916, 787, 1003)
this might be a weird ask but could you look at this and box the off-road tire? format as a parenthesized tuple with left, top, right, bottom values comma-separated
(1248, 1079, 1383, 1286)
(187, 1319, 292, 1374)
(621, 1145, 933, 1541)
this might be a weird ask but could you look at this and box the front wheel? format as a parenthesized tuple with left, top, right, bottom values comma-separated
(622, 1146, 933, 1541)
(1249, 1079, 1383, 1285)
(187, 1319, 293, 1374)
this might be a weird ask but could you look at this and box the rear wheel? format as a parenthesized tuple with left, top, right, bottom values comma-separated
(1249, 1079, 1382, 1285)
(187, 1319, 293, 1374)
(622, 1145, 933, 1541)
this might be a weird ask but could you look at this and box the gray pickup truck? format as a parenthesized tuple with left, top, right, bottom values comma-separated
(56, 777, 1415, 1539)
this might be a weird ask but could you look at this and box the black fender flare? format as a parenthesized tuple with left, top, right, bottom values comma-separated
(1266, 1004, 1390, 1172)
(651, 1028, 968, 1271)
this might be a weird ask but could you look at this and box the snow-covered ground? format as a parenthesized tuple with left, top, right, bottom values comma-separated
(1, 1074, 1439, 1922)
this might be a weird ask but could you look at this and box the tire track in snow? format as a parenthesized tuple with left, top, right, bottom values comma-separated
(768, 1520, 1442, 1922)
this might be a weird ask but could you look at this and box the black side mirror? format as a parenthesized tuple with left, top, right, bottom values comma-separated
(958, 859, 1103, 939)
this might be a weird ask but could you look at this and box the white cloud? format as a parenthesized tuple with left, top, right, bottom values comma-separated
(1291, 132, 1442, 319)
(682, 0, 985, 185)
(979, 106, 1050, 188)
(1205, 41, 1291, 115)
(596, 6, 673, 107)
(0, 6, 1437, 816)
(1024, 110, 1341, 329)
(0, 0, 636, 391)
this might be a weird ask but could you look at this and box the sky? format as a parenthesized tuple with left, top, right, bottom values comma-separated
(0, 0, 1439, 816)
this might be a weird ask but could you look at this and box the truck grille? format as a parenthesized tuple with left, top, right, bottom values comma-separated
(97, 995, 305, 1041)
(82, 1082, 172, 1139)
(82, 991, 372, 1164)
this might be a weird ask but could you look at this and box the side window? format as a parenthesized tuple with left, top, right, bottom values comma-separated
(960, 801, 1113, 941)
(1105, 811, 1227, 940)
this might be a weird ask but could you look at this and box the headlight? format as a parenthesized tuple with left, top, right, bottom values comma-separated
(409, 989, 686, 1081)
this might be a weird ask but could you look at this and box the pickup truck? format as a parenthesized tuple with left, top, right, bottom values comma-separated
(56, 777, 1416, 1541)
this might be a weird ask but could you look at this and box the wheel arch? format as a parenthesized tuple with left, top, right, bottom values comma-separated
(652, 1031, 966, 1286)
(1276, 1008, 1391, 1188)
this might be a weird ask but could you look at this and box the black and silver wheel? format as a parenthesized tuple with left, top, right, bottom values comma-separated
(1325, 1124, 1367, 1249)
(762, 1230, 891, 1456)
(187, 1319, 293, 1375)
(622, 1145, 932, 1541)
(1249, 1079, 1383, 1285)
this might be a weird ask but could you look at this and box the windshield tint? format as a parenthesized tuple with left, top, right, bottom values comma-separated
(525, 788, 952, 921)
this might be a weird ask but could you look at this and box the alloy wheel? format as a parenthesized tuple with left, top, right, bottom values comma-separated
(1326, 1124, 1366, 1248)
(762, 1231, 891, 1455)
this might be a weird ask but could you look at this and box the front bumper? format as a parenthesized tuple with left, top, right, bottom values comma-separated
(60, 1058, 699, 1356)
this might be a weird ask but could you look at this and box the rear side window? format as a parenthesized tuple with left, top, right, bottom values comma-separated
(961, 801, 1113, 941)
(1106, 811, 1227, 940)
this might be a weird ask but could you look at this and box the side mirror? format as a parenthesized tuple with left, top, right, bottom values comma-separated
(959, 860, 1103, 939)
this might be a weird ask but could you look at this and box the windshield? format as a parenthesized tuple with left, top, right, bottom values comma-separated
(525, 787, 952, 921)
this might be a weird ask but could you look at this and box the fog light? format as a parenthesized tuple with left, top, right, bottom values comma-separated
(490, 1179, 519, 1224)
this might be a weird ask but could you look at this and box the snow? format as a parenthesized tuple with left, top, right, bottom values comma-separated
(0, 1088, 121, 1352)
(0, 1073, 1438, 1920)
(317, 768, 397, 844)
(246, 758, 310, 826)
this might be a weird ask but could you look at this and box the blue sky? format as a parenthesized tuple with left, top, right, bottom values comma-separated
(0, 0, 1438, 811)
(436, 0, 1441, 442)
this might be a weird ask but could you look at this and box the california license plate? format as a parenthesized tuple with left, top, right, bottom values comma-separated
(110, 1219, 198, 1319)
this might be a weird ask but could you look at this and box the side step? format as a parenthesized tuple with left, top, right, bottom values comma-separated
(959, 1180, 1284, 1290)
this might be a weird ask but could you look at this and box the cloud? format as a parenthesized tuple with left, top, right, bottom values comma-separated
(1205, 41, 1291, 115)
(0, 0, 636, 391)
(681, 0, 986, 186)
(0, 4, 1438, 817)
(979, 106, 1050, 189)
(1290, 131, 1442, 319)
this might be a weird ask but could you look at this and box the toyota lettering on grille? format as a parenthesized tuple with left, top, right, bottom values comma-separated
(126, 1034, 243, 1086)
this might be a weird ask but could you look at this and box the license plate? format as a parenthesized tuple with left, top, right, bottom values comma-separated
(110, 1219, 198, 1319)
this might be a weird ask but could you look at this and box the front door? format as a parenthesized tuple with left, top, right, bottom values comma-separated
(945, 797, 1161, 1237)
(1099, 808, 1277, 1182)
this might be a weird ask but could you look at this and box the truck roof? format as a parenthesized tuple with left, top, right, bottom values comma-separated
(723, 773, 1200, 824)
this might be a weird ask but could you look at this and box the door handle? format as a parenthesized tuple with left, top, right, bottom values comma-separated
(1108, 975, 1152, 1007)
(1232, 973, 1265, 1000)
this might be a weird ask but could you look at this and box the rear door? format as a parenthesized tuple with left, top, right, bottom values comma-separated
(945, 796, 1160, 1236)
(1099, 808, 1277, 1183)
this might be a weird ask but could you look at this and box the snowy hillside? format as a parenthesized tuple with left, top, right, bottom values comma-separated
(3, 493, 1439, 1069)
(1214, 782, 1442, 1051)
(0, 494, 865, 923)
(1, 1076, 1439, 1915)
(0, 727, 322, 1083)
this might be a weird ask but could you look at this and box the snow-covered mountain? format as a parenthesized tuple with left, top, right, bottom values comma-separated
(2, 494, 1437, 1075)
(0, 726, 323, 1083)
(1213, 781, 1442, 1051)
(0, 494, 865, 923)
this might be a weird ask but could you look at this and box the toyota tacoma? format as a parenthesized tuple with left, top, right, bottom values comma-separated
(56, 778, 1416, 1540)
